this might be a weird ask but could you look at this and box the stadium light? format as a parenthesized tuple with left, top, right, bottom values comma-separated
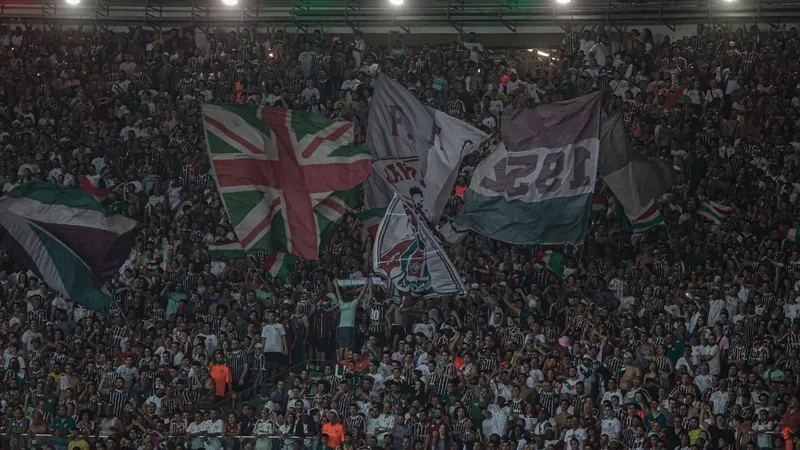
(389, 0, 404, 6)
(222, 0, 238, 5)
(556, 0, 570, 4)
(65, 0, 80, 5)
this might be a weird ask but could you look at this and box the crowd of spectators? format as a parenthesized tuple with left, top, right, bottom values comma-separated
(0, 16, 798, 450)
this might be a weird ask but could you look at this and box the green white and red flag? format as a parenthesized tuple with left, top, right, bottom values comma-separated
(202, 104, 371, 260)
(697, 201, 733, 224)
(536, 250, 565, 279)
(665, 81, 690, 110)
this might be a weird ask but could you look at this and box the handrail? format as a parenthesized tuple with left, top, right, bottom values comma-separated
(213, 359, 329, 410)
(0, 433, 298, 439)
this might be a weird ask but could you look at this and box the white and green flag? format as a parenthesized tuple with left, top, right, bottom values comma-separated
(0, 181, 139, 313)
(457, 92, 603, 244)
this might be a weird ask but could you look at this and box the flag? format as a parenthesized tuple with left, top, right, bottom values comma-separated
(202, 104, 371, 260)
(208, 242, 248, 259)
(599, 114, 676, 221)
(592, 194, 609, 212)
(359, 172, 393, 237)
(80, 175, 110, 202)
(264, 252, 297, 279)
(438, 221, 470, 244)
(0, 181, 139, 313)
(665, 81, 690, 110)
(367, 74, 487, 223)
(698, 201, 733, 224)
(166, 292, 186, 318)
(759, 257, 777, 278)
(357, 208, 386, 237)
(536, 251, 565, 279)
(209, 241, 296, 279)
(457, 92, 603, 244)
(781, 226, 800, 243)
(629, 200, 664, 232)
(615, 199, 664, 232)
(373, 194, 464, 297)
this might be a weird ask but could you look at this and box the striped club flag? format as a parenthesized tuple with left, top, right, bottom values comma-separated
(357, 208, 386, 237)
(0, 181, 139, 313)
(628, 200, 664, 232)
(665, 81, 690, 110)
(536, 250, 565, 279)
(697, 201, 733, 224)
(79, 175, 110, 202)
(208, 242, 296, 279)
(264, 252, 297, 279)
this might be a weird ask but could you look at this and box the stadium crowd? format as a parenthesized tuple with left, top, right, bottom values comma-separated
(0, 17, 797, 450)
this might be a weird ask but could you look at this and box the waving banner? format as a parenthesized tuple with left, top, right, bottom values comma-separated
(457, 92, 602, 244)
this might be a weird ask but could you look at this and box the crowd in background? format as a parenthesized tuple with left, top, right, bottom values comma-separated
(0, 18, 798, 450)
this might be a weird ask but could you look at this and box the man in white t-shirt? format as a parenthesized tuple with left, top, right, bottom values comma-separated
(260, 310, 287, 377)
(460, 32, 484, 63)
(200, 409, 225, 450)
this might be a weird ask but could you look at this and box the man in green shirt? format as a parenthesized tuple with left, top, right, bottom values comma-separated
(51, 405, 76, 436)
(333, 279, 371, 360)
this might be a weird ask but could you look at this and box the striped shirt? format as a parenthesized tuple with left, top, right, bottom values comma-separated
(538, 390, 558, 416)
(107, 388, 130, 417)
(132, 71, 152, 92)
(335, 392, 352, 417)
(411, 421, 427, 442)
(740, 51, 761, 74)
(367, 298, 387, 334)
(3, 418, 28, 434)
(226, 350, 248, 381)
(345, 414, 365, 432)
(427, 373, 450, 397)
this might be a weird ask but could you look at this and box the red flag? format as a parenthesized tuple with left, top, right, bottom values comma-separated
(79, 176, 109, 202)
(665, 82, 690, 110)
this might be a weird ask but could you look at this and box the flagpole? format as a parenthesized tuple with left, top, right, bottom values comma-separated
(246, 254, 277, 307)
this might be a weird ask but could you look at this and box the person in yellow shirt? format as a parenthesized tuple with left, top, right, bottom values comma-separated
(67, 428, 90, 450)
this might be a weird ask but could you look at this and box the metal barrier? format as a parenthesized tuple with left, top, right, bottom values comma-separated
(214, 359, 330, 410)
(0, 433, 304, 450)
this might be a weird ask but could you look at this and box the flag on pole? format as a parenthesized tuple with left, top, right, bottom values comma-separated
(599, 114, 676, 223)
(665, 81, 690, 110)
(629, 201, 664, 232)
(202, 104, 371, 260)
(209, 241, 297, 279)
(697, 201, 733, 224)
(80, 175, 110, 202)
(615, 199, 664, 232)
(208, 242, 248, 259)
(536, 251, 565, 279)
(357, 208, 386, 237)
(373, 194, 464, 297)
(263, 252, 297, 279)
(457, 93, 603, 244)
(367, 74, 487, 223)
(0, 181, 139, 313)
(359, 172, 393, 237)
